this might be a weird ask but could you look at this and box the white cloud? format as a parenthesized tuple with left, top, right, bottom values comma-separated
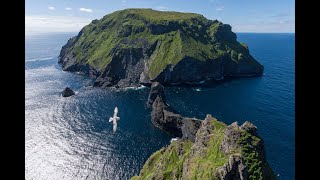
(232, 20, 295, 33)
(79, 8, 93, 13)
(48, 6, 55, 10)
(65, 7, 72, 11)
(155, 6, 169, 11)
(216, 6, 224, 11)
(25, 15, 92, 34)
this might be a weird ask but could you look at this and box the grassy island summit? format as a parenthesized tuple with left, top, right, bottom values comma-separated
(59, 8, 263, 88)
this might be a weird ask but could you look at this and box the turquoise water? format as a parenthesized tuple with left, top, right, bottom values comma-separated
(25, 33, 294, 179)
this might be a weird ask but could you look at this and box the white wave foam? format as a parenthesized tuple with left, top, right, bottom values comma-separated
(26, 56, 55, 62)
(170, 138, 179, 143)
(124, 85, 146, 90)
(195, 88, 201, 92)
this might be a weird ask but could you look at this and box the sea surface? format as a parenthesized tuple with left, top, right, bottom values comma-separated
(25, 32, 295, 179)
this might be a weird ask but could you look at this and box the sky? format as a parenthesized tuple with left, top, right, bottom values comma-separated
(25, 0, 295, 34)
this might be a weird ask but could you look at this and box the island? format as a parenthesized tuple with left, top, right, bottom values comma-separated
(59, 8, 263, 88)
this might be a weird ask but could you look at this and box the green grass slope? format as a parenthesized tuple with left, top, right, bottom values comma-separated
(60, 8, 260, 79)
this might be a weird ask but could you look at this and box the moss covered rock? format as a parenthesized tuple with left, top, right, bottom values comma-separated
(131, 115, 276, 180)
(59, 8, 264, 88)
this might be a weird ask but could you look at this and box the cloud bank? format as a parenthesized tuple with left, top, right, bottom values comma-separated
(48, 6, 55, 10)
(79, 8, 93, 13)
(25, 15, 92, 34)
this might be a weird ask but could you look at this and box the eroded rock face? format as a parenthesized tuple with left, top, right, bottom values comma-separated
(220, 122, 242, 154)
(61, 87, 75, 97)
(147, 82, 166, 107)
(217, 155, 248, 180)
(191, 115, 216, 155)
(219, 121, 276, 179)
(149, 82, 201, 141)
(240, 121, 257, 136)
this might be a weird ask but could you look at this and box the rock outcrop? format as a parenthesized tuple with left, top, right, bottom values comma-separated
(146, 82, 166, 107)
(131, 115, 277, 180)
(148, 82, 201, 141)
(59, 8, 263, 88)
(217, 154, 248, 180)
(61, 87, 75, 97)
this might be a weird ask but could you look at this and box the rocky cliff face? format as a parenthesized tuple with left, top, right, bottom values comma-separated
(148, 82, 201, 141)
(131, 114, 277, 180)
(59, 8, 263, 88)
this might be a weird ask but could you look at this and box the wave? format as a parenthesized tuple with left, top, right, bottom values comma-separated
(124, 85, 146, 91)
(170, 137, 179, 143)
(25, 56, 55, 62)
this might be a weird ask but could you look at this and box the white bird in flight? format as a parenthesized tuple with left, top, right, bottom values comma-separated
(108, 107, 120, 132)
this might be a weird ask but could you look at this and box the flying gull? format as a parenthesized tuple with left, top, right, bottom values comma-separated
(109, 107, 120, 132)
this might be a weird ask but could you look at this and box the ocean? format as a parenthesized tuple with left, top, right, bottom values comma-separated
(25, 32, 295, 179)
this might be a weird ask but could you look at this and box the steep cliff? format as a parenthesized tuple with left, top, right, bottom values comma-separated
(131, 115, 276, 180)
(59, 8, 263, 88)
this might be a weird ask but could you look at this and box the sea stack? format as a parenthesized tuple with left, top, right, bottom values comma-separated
(148, 82, 201, 141)
(61, 87, 75, 97)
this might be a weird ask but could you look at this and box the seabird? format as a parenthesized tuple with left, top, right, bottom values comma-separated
(108, 107, 120, 132)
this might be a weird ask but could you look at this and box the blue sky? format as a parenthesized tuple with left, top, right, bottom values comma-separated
(25, 0, 295, 34)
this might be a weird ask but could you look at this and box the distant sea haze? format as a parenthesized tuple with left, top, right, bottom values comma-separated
(25, 32, 294, 179)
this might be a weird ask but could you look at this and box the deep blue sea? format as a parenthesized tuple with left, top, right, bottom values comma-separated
(25, 32, 295, 180)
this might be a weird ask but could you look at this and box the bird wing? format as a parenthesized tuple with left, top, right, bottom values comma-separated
(108, 117, 113, 122)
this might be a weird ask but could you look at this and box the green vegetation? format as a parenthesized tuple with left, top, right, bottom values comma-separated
(132, 118, 230, 180)
(237, 129, 277, 180)
(62, 8, 259, 78)
(186, 119, 228, 179)
(139, 140, 193, 179)
(131, 117, 276, 180)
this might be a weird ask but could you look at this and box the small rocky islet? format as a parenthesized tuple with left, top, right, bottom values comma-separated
(61, 87, 75, 97)
(58, 8, 276, 179)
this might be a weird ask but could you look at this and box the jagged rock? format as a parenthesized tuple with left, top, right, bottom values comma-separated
(220, 122, 242, 154)
(147, 82, 166, 107)
(217, 154, 248, 180)
(180, 117, 201, 142)
(149, 82, 201, 141)
(192, 115, 215, 154)
(240, 121, 257, 136)
(61, 87, 75, 97)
